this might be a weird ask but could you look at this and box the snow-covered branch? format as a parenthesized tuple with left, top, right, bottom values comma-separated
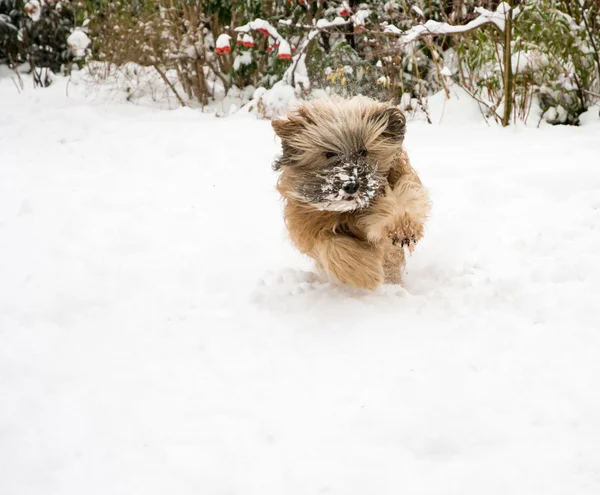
(384, 2, 511, 44)
(234, 18, 293, 59)
(278, 17, 350, 31)
(283, 10, 371, 89)
(237, 14, 363, 89)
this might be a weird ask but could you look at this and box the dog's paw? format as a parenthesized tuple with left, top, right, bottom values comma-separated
(390, 232, 417, 248)
(387, 213, 424, 252)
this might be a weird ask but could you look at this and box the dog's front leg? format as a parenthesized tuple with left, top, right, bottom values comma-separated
(315, 233, 384, 290)
(361, 174, 431, 250)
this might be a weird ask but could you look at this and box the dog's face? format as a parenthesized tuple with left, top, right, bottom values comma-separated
(272, 96, 406, 212)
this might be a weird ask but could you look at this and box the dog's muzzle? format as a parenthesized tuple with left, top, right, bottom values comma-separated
(301, 160, 382, 212)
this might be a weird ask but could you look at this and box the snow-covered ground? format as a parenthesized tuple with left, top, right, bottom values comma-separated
(2, 75, 600, 495)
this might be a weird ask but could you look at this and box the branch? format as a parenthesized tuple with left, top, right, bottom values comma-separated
(152, 64, 186, 107)
(582, 88, 600, 100)
(283, 16, 352, 87)
(455, 79, 501, 124)
(277, 18, 351, 32)
(384, 2, 510, 44)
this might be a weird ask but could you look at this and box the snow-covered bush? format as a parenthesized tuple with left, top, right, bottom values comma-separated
(88, 0, 285, 107)
(5, 0, 597, 125)
(516, 0, 600, 124)
(447, 0, 600, 125)
(0, 0, 90, 86)
(227, 2, 514, 121)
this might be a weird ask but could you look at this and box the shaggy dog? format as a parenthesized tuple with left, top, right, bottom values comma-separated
(272, 96, 431, 290)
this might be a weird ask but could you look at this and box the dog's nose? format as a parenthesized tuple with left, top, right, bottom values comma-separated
(342, 182, 358, 194)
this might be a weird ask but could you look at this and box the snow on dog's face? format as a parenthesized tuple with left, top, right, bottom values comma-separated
(272, 96, 406, 212)
(289, 154, 380, 212)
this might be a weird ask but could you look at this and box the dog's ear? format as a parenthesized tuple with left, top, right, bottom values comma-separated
(272, 105, 315, 139)
(272, 112, 309, 170)
(372, 105, 406, 141)
(384, 106, 407, 139)
(272, 118, 298, 141)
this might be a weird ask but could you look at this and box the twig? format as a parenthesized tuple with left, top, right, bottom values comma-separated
(10, 64, 23, 93)
(12, 64, 24, 89)
(278, 20, 351, 31)
(582, 88, 600, 100)
(152, 64, 186, 107)
(10, 76, 21, 93)
(456, 79, 499, 124)
(537, 109, 547, 128)
(423, 38, 449, 99)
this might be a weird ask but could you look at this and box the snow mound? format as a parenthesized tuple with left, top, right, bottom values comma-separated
(246, 81, 300, 119)
(67, 30, 91, 58)
(427, 84, 492, 125)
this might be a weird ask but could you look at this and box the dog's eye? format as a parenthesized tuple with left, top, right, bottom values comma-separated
(358, 149, 368, 157)
(325, 152, 337, 159)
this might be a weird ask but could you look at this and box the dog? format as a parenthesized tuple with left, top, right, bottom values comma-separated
(272, 96, 431, 290)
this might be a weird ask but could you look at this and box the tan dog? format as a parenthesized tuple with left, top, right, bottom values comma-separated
(272, 96, 431, 290)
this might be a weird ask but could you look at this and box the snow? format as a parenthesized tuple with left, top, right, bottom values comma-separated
(351, 9, 370, 28)
(315, 17, 348, 29)
(24, 0, 41, 22)
(246, 81, 300, 119)
(377, 75, 390, 86)
(236, 18, 284, 43)
(411, 5, 425, 18)
(66, 30, 91, 58)
(511, 50, 548, 74)
(427, 85, 491, 125)
(339, 1, 351, 15)
(473, 2, 510, 31)
(236, 18, 279, 39)
(241, 33, 254, 48)
(2, 74, 600, 495)
(278, 39, 291, 58)
(215, 33, 231, 50)
(384, 24, 403, 34)
(308, 162, 380, 212)
(233, 51, 252, 71)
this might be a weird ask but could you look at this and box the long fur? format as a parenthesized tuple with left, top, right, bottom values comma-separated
(272, 96, 431, 290)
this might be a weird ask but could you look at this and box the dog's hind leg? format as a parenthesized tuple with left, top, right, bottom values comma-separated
(315, 234, 384, 290)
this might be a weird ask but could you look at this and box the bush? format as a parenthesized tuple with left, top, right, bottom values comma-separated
(0, 0, 90, 86)
(3, 0, 600, 124)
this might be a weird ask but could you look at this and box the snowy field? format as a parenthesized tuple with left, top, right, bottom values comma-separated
(2, 75, 600, 495)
